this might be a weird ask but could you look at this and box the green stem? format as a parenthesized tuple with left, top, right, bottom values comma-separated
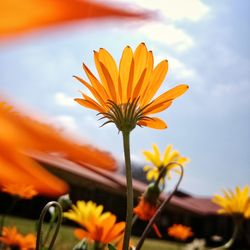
(135, 163, 184, 250)
(36, 201, 63, 250)
(43, 212, 58, 247)
(122, 131, 133, 250)
(131, 215, 138, 227)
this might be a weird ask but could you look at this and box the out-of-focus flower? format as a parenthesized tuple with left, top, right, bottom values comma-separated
(134, 196, 157, 221)
(74, 43, 188, 131)
(167, 224, 193, 241)
(212, 185, 250, 218)
(0, 100, 117, 196)
(115, 237, 134, 250)
(134, 184, 162, 238)
(0, 0, 146, 39)
(63, 201, 111, 227)
(2, 184, 38, 199)
(57, 194, 72, 211)
(0, 103, 68, 196)
(143, 144, 189, 182)
(64, 201, 125, 246)
(185, 239, 206, 250)
(0, 226, 36, 250)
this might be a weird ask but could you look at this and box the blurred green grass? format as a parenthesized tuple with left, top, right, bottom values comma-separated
(3, 215, 184, 250)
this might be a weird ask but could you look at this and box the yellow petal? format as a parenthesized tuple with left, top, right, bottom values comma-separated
(152, 144, 161, 164)
(143, 165, 152, 171)
(163, 145, 173, 165)
(143, 151, 159, 166)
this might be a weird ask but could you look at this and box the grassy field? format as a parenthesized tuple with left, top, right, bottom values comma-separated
(3, 215, 184, 250)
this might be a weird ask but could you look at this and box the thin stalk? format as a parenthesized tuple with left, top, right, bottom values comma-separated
(43, 213, 58, 247)
(122, 130, 133, 250)
(153, 167, 167, 189)
(36, 201, 62, 250)
(131, 215, 138, 227)
(135, 163, 184, 250)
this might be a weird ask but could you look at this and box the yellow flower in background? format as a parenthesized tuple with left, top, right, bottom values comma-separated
(143, 144, 189, 181)
(63, 201, 111, 228)
(64, 201, 125, 245)
(2, 184, 38, 199)
(212, 185, 250, 218)
(74, 43, 188, 131)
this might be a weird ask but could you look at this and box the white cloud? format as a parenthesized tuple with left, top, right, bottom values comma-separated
(138, 0, 210, 22)
(154, 54, 195, 79)
(53, 115, 78, 133)
(168, 56, 195, 78)
(54, 92, 76, 107)
(138, 22, 194, 51)
(212, 81, 250, 99)
(104, 0, 210, 22)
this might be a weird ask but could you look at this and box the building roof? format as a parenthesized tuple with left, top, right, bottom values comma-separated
(31, 151, 219, 216)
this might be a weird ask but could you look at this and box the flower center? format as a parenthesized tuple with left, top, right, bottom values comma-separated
(99, 98, 147, 133)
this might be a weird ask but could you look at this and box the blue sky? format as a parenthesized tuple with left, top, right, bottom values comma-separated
(0, 0, 249, 196)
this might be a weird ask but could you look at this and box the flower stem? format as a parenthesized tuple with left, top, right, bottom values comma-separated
(122, 130, 133, 250)
(135, 163, 184, 250)
(36, 201, 62, 250)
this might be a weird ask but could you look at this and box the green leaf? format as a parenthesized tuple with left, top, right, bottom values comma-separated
(73, 238, 88, 250)
(108, 243, 117, 250)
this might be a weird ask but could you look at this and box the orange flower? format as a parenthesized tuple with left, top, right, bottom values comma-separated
(133, 196, 162, 238)
(74, 214, 125, 244)
(75, 43, 188, 131)
(2, 184, 38, 199)
(0, 227, 36, 250)
(167, 224, 193, 241)
(134, 196, 157, 221)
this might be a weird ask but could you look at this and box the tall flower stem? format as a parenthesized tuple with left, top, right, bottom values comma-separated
(122, 130, 133, 250)
(135, 163, 184, 250)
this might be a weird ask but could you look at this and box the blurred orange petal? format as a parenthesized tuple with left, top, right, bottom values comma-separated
(2, 183, 38, 199)
(0, 0, 146, 39)
(0, 101, 117, 196)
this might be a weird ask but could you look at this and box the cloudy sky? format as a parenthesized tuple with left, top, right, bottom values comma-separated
(0, 0, 249, 196)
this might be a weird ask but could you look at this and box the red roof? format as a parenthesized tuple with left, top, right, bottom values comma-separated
(32, 152, 219, 216)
